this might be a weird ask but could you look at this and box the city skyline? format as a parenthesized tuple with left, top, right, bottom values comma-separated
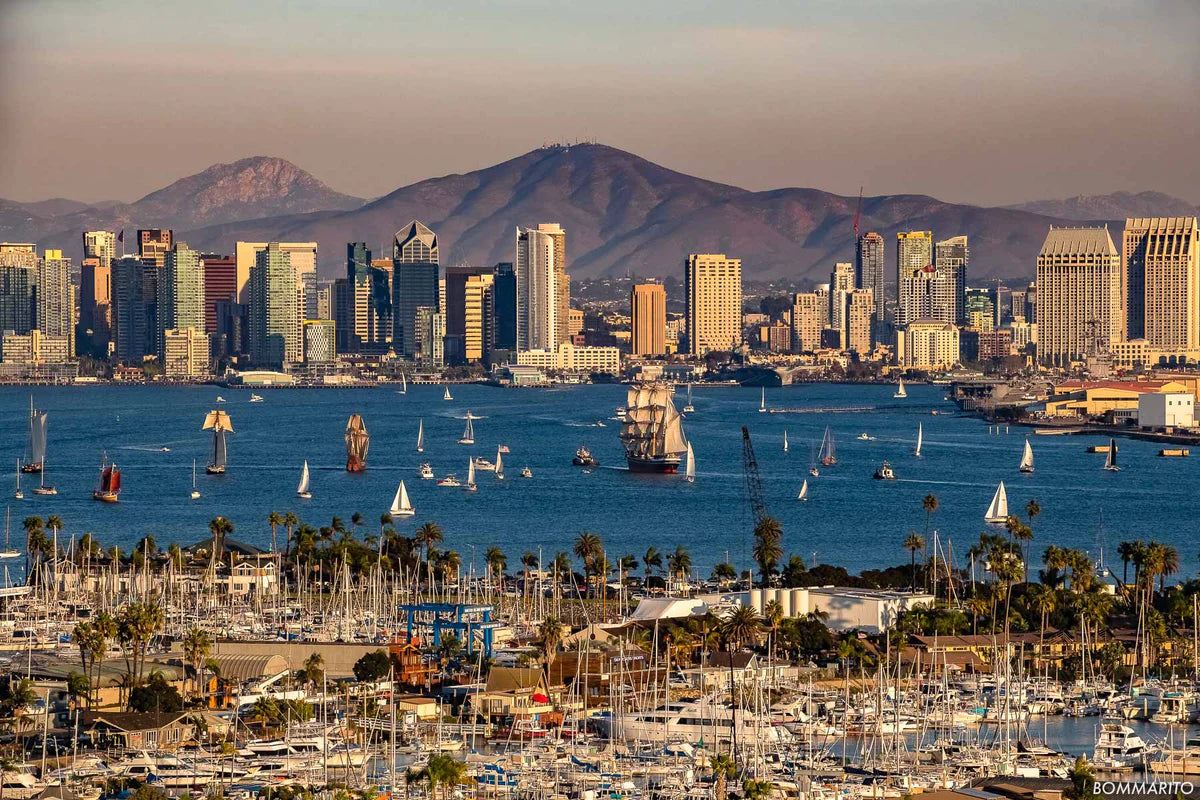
(2, 1, 1198, 206)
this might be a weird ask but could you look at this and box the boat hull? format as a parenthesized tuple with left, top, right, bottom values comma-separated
(346, 456, 366, 473)
(20, 463, 41, 474)
(626, 455, 681, 473)
(92, 491, 119, 502)
(206, 464, 225, 475)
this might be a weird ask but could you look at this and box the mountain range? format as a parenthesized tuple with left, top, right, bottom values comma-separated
(5, 145, 1194, 284)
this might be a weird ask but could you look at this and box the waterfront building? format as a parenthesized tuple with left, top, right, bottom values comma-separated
(0, 265, 33, 335)
(158, 242, 206, 360)
(856, 232, 885, 324)
(303, 319, 336, 363)
(445, 265, 495, 363)
(685, 253, 742, 355)
(630, 283, 666, 356)
(829, 262, 855, 333)
(844, 289, 875, 354)
(896, 231, 933, 327)
(463, 273, 495, 362)
(1138, 391, 1194, 429)
(161, 327, 209, 377)
(896, 318, 959, 370)
(413, 305, 444, 367)
(515, 341, 620, 375)
(932, 236, 968, 323)
(200, 254, 237, 335)
(1043, 378, 1186, 418)
(1035, 227, 1121, 367)
(393, 222, 440, 357)
(37, 249, 73, 354)
(1122, 217, 1199, 349)
(138, 229, 172, 268)
(248, 242, 300, 368)
(112, 256, 149, 361)
(515, 225, 569, 351)
(1, 329, 71, 364)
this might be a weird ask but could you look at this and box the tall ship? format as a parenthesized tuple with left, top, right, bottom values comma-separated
(22, 399, 47, 474)
(618, 382, 689, 473)
(202, 409, 233, 475)
(345, 414, 369, 472)
(92, 453, 120, 503)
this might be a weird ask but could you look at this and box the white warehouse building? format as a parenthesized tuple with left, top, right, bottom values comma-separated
(1138, 391, 1195, 429)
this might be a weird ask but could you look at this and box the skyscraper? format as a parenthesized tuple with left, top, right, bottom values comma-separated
(201, 254, 237, 334)
(1122, 217, 1199, 349)
(829, 262, 856, 333)
(896, 231, 934, 328)
(112, 256, 147, 362)
(234, 242, 317, 307)
(138, 229, 172, 267)
(685, 254, 742, 355)
(80, 257, 112, 357)
(630, 283, 666, 356)
(463, 273, 495, 362)
(515, 226, 562, 351)
(338, 243, 390, 354)
(856, 232, 885, 323)
(36, 250, 73, 353)
(446, 265, 496, 362)
(845, 290, 875, 354)
(932, 235, 968, 324)
(0, 265, 32, 335)
(1035, 227, 1121, 367)
(392, 221, 439, 357)
(248, 242, 300, 368)
(491, 262, 517, 352)
(83, 231, 116, 267)
(536, 223, 570, 346)
(790, 292, 824, 353)
(158, 242, 206, 359)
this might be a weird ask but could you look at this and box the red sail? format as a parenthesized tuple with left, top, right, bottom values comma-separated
(109, 468, 121, 493)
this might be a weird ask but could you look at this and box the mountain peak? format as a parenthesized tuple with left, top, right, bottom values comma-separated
(1007, 191, 1198, 221)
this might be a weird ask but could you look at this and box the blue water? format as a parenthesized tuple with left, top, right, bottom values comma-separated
(0, 383, 1190, 580)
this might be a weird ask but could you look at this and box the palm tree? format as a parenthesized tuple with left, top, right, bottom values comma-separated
(643, 547, 662, 582)
(1027, 584, 1056, 670)
(267, 512, 283, 555)
(667, 545, 692, 592)
(617, 554, 637, 584)
(709, 754, 737, 800)
(208, 517, 234, 568)
(742, 778, 775, 800)
(116, 601, 164, 693)
(415, 522, 444, 589)
(537, 616, 564, 671)
(762, 599, 783, 672)
(551, 551, 571, 600)
(921, 494, 938, 537)
(752, 517, 783, 586)
(573, 532, 603, 596)
(1117, 540, 1137, 588)
(718, 605, 761, 757)
(485, 546, 507, 587)
(302, 652, 325, 687)
(183, 627, 213, 700)
(424, 753, 472, 800)
(282, 511, 298, 558)
(903, 534, 925, 593)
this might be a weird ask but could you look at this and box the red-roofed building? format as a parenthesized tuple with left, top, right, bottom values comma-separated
(1044, 379, 1186, 418)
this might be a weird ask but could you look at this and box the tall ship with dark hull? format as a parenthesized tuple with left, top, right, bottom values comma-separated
(346, 414, 369, 473)
(202, 409, 233, 475)
(22, 399, 47, 474)
(618, 382, 689, 473)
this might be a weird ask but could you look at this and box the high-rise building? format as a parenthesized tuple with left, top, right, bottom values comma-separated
(315, 284, 332, 321)
(491, 262, 516, 352)
(463, 273, 495, 362)
(413, 305, 444, 366)
(83, 231, 116, 268)
(36, 250, 73, 353)
(161, 328, 209, 377)
(303, 319, 336, 363)
(856, 232, 885, 323)
(445, 265, 496, 362)
(515, 225, 570, 351)
(248, 242, 300, 368)
(392, 222, 439, 357)
(0, 243, 38, 269)
(80, 257, 112, 357)
(844, 289, 875, 354)
(790, 292, 824, 353)
(200, 254, 237, 334)
(630, 283, 667, 356)
(932, 236, 968, 324)
(158, 242, 206, 359)
(234, 242, 317, 305)
(684, 253, 742, 355)
(112, 256, 148, 362)
(829, 262, 856, 333)
(337, 243, 390, 354)
(1035, 227, 1121, 367)
(0, 266, 33, 335)
(138, 229, 172, 268)
(213, 300, 247, 360)
(896, 231, 934, 328)
(1122, 217, 1199, 349)
(896, 319, 960, 370)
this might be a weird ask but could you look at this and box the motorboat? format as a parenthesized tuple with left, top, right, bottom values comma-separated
(1094, 723, 1152, 771)
(419, 463, 435, 480)
(249, 394, 264, 403)
(599, 697, 787, 747)
(473, 457, 497, 472)
(572, 446, 599, 467)
(437, 474, 461, 487)
(520, 466, 532, 478)
(873, 461, 896, 480)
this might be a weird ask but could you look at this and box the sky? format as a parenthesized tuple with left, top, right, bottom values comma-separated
(1, 0, 1197, 207)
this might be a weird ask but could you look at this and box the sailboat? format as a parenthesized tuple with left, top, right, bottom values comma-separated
(914, 423, 923, 457)
(682, 384, 695, 414)
(92, 453, 120, 502)
(495, 447, 505, 480)
(444, 384, 453, 401)
(619, 381, 688, 472)
(783, 430, 788, 453)
(191, 460, 201, 499)
(797, 479, 808, 501)
(0, 508, 19, 559)
(1104, 438, 1120, 472)
(459, 413, 475, 445)
(984, 481, 1009, 524)
(685, 442, 695, 483)
(416, 419, 425, 453)
(345, 414, 369, 472)
(894, 377, 907, 399)
(297, 461, 311, 499)
(13, 460, 22, 500)
(398, 372, 408, 395)
(22, 400, 47, 474)
(390, 480, 414, 516)
(33, 458, 56, 495)
(759, 387, 767, 413)
(818, 426, 837, 466)
(808, 445, 819, 477)
(202, 409, 233, 474)
(464, 459, 478, 492)
(1019, 439, 1034, 474)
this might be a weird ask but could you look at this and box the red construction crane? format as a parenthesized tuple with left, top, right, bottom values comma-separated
(852, 185, 864, 240)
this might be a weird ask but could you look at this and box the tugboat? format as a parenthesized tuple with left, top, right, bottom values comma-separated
(873, 460, 896, 480)
(572, 446, 600, 467)
(419, 463, 435, 480)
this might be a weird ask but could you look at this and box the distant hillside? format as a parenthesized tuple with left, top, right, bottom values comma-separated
(1008, 191, 1198, 221)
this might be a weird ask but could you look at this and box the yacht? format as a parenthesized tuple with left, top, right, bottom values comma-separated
(437, 473, 461, 487)
(520, 466, 533, 478)
(419, 463, 435, 480)
(1093, 723, 1152, 771)
(572, 446, 599, 467)
(0, 771, 44, 800)
(600, 698, 786, 747)
(249, 394, 264, 403)
(473, 457, 497, 472)
(873, 460, 896, 480)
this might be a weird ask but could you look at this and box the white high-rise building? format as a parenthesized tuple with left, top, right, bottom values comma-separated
(685, 253, 742, 355)
(515, 225, 563, 352)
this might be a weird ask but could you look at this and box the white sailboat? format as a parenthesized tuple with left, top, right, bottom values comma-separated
(459, 413, 475, 445)
(399, 373, 407, 395)
(33, 459, 56, 495)
(783, 430, 788, 452)
(1104, 438, 1120, 472)
(416, 419, 425, 453)
(684, 442, 695, 483)
(297, 460, 311, 499)
(464, 459, 477, 492)
(914, 423, 923, 457)
(984, 481, 1009, 524)
(444, 384, 453, 401)
(1019, 439, 1034, 473)
(13, 459, 22, 500)
(0, 508, 20, 559)
(495, 447, 504, 480)
(759, 387, 766, 413)
(682, 384, 695, 414)
(390, 480, 414, 516)
(894, 377, 907, 399)
(797, 479, 808, 501)
(190, 460, 201, 499)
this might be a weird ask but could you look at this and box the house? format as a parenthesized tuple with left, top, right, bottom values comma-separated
(387, 640, 436, 688)
(81, 711, 196, 749)
(548, 646, 665, 710)
(468, 667, 557, 721)
(910, 632, 1079, 673)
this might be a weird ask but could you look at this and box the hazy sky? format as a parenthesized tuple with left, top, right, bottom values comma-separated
(2, 0, 1197, 206)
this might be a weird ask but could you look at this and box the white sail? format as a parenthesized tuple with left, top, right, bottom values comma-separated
(914, 423, 923, 457)
(297, 461, 311, 495)
(797, 479, 808, 500)
(461, 414, 475, 443)
(685, 442, 695, 482)
(1019, 439, 1034, 472)
(30, 412, 47, 465)
(895, 377, 907, 398)
(401, 373, 407, 394)
(495, 447, 504, 478)
(466, 459, 476, 488)
(760, 387, 766, 411)
(444, 385, 452, 401)
(783, 430, 788, 452)
(391, 480, 414, 515)
(416, 419, 424, 452)
(985, 481, 1009, 523)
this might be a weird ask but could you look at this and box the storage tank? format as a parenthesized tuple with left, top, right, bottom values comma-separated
(749, 589, 763, 612)
(778, 587, 793, 617)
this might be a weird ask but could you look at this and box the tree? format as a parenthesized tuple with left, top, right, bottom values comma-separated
(643, 547, 662, 582)
(711, 562, 736, 585)
(762, 600, 784, 671)
(485, 546, 507, 587)
(537, 616, 564, 670)
(903, 534, 925, 593)
(117, 601, 164, 692)
(415, 522, 444, 588)
(300, 652, 325, 688)
(709, 754, 736, 800)
(668, 546, 692, 590)
(921, 494, 938, 538)
(521, 551, 538, 598)
(208, 517, 234, 568)
(1066, 755, 1096, 800)
(353, 650, 392, 683)
(752, 517, 783, 586)
(780, 556, 807, 588)
(267, 512, 283, 555)
(182, 627, 213, 701)
(423, 753, 472, 800)
(66, 672, 90, 711)
(573, 532, 603, 596)
(742, 778, 775, 800)
(128, 672, 182, 713)
(718, 605, 761, 757)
